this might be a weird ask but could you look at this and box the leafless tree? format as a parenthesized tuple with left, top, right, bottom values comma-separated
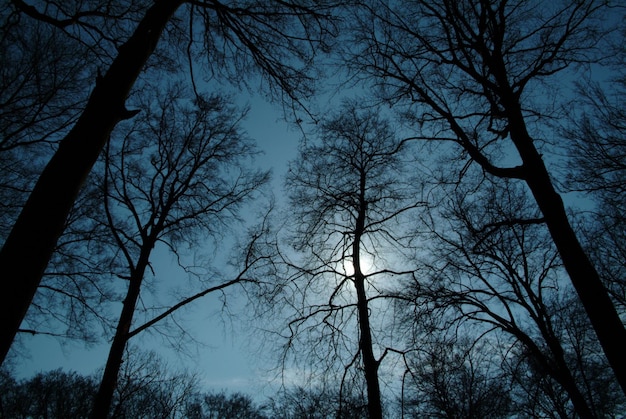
(346, 0, 626, 394)
(0, 7, 94, 238)
(0, 0, 339, 364)
(109, 348, 199, 419)
(0, 368, 97, 418)
(12, 178, 119, 347)
(561, 43, 626, 311)
(0, 349, 200, 419)
(402, 336, 513, 419)
(263, 385, 368, 419)
(186, 391, 267, 419)
(88, 84, 269, 418)
(273, 101, 423, 419)
(0, 7, 94, 151)
(409, 177, 623, 416)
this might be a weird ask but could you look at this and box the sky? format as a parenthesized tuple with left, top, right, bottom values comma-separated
(9, 93, 302, 401)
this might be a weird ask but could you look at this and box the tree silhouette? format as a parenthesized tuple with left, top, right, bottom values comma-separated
(0, 368, 97, 418)
(0, 9, 93, 245)
(0, 0, 337, 364)
(562, 64, 626, 311)
(412, 177, 622, 416)
(0, 349, 199, 419)
(88, 84, 268, 418)
(402, 337, 513, 419)
(347, 0, 626, 394)
(186, 391, 267, 419)
(263, 385, 368, 419)
(276, 101, 423, 418)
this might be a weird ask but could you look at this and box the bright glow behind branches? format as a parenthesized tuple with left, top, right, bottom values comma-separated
(341, 253, 375, 277)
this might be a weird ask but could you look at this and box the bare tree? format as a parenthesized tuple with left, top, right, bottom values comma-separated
(263, 385, 368, 419)
(186, 391, 267, 419)
(0, 368, 97, 418)
(347, 0, 626, 394)
(402, 336, 513, 419)
(13, 179, 119, 346)
(0, 8, 93, 152)
(89, 84, 268, 418)
(0, 7, 94, 238)
(275, 101, 423, 419)
(502, 296, 626, 417)
(561, 58, 626, 311)
(409, 177, 623, 416)
(0, 349, 199, 419)
(0, 0, 338, 364)
(109, 348, 199, 419)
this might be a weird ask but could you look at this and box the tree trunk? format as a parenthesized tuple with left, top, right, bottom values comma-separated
(90, 245, 152, 419)
(353, 170, 383, 419)
(0, 0, 183, 365)
(504, 95, 626, 396)
(354, 274, 383, 419)
(89, 278, 141, 419)
(543, 335, 596, 418)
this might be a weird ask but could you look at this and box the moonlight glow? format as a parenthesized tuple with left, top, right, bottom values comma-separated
(341, 253, 375, 277)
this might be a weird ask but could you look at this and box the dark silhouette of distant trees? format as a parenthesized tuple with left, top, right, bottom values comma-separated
(186, 391, 267, 419)
(347, 0, 626, 395)
(0, 368, 97, 418)
(263, 386, 368, 419)
(1, 362, 367, 418)
(0, 349, 197, 419)
(0, 0, 337, 364)
(275, 101, 423, 419)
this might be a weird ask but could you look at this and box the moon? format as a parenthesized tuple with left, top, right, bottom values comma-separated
(340, 253, 375, 277)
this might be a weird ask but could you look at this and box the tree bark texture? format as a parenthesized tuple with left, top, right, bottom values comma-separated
(0, 0, 184, 364)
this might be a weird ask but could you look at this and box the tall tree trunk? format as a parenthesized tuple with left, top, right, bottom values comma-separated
(0, 0, 184, 365)
(90, 246, 152, 419)
(503, 93, 626, 396)
(480, 41, 626, 394)
(354, 274, 382, 419)
(90, 279, 141, 419)
(353, 170, 383, 419)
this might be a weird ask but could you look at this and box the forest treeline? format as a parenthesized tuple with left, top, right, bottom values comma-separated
(1, 0, 625, 417)
(0, 350, 368, 418)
